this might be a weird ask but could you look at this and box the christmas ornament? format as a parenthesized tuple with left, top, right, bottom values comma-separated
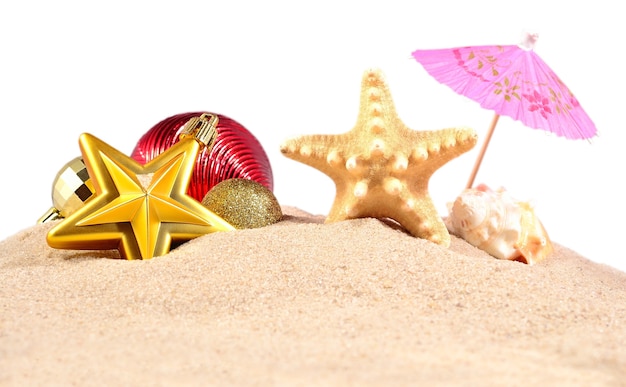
(280, 69, 477, 247)
(201, 178, 283, 229)
(131, 112, 273, 202)
(47, 113, 235, 260)
(38, 157, 95, 223)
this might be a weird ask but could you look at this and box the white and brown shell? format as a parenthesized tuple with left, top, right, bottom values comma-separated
(445, 185, 552, 264)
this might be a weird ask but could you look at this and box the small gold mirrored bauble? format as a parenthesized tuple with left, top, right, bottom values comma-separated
(201, 178, 283, 229)
(38, 157, 95, 223)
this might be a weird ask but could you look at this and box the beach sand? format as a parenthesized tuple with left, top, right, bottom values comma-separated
(1, 207, 625, 385)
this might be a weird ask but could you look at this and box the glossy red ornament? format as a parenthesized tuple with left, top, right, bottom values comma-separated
(131, 112, 273, 201)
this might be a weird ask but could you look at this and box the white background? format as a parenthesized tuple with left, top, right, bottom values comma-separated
(1, 1, 624, 272)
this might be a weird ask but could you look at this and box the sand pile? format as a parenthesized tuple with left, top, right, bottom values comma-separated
(1, 207, 625, 385)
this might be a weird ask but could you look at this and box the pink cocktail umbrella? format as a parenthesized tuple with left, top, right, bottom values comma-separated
(412, 32, 597, 189)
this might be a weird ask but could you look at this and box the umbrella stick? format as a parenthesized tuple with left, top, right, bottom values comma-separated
(465, 113, 500, 189)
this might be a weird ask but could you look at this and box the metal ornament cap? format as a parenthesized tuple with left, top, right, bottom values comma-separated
(47, 133, 235, 260)
(179, 113, 219, 147)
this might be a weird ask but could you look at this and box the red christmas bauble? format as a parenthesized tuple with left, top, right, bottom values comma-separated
(131, 112, 273, 202)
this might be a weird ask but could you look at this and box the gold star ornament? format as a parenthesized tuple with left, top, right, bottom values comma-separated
(280, 69, 478, 247)
(47, 114, 235, 260)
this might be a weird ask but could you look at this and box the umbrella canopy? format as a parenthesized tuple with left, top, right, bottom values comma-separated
(412, 32, 597, 188)
(412, 33, 597, 140)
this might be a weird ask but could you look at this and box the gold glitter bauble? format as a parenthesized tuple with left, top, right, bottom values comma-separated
(201, 178, 283, 229)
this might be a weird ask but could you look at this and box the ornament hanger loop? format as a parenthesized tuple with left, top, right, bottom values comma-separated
(179, 113, 219, 148)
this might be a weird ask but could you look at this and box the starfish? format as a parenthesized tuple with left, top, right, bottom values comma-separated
(280, 69, 477, 247)
(47, 133, 234, 260)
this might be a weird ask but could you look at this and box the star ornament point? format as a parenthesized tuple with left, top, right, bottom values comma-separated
(281, 68, 478, 247)
(47, 133, 235, 260)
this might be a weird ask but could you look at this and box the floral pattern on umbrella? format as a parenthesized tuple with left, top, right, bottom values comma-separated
(413, 38, 596, 140)
(412, 33, 597, 188)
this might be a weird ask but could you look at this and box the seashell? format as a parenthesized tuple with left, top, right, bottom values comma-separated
(445, 184, 552, 264)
